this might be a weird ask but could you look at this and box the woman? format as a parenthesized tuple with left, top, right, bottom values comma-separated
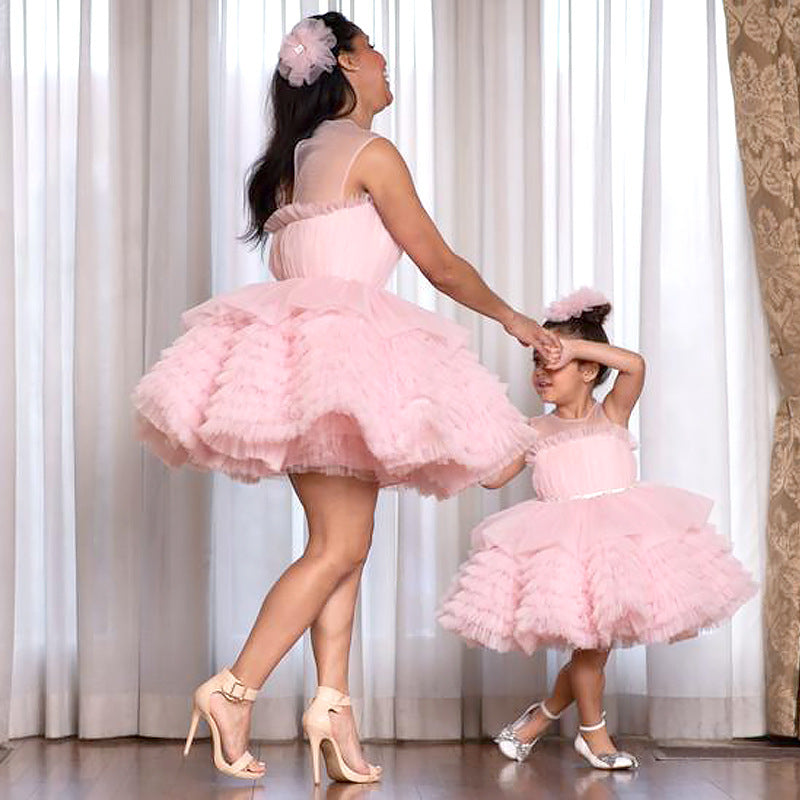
(133, 12, 559, 784)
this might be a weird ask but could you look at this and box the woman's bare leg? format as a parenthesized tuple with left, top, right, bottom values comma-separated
(515, 658, 575, 742)
(232, 473, 378, 684)
(311, 563, 364, 692)
(569, 649, 617, 754)
(310, 562, 372, 773)
(209, 472, 379, 775)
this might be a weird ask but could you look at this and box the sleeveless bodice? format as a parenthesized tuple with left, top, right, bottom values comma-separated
(266, 198, 401, 286)
(527, 403, 637, 502)
(264, 119, 402, 287)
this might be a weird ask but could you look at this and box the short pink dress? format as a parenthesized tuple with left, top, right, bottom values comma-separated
(437, 403, 757, 652)
(132, 119, 535, 499)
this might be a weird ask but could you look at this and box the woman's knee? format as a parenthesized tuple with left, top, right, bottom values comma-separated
(291, 472, 378, 577)
(307, 522, 374, 577)
(336, 529, 373, 571)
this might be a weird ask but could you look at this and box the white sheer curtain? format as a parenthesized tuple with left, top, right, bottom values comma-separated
(0, 0, 16, 747)
(2, 0, 773, 744)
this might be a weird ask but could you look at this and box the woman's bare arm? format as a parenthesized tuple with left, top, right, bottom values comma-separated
(349, 138, 559, 353)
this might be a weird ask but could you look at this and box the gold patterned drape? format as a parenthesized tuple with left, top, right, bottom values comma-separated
(723, 0, 800, 737)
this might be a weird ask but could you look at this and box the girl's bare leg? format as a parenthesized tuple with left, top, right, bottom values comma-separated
(209, 473, 379, 775)
(516, 658, 575, 743)
(569, 649, 617, 754)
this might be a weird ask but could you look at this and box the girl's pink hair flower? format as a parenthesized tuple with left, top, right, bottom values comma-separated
(544, 287, 611, 322)
(278, 18, 337, 88)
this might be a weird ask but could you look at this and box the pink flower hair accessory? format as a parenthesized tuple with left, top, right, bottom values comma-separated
(544, 287, 611, 322)
(278, 18, 337, 87)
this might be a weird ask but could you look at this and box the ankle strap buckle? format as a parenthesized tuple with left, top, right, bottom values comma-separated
(217, 668, 258, 703)
(220, 675, 258, 703)
(222, 678, 249, 702)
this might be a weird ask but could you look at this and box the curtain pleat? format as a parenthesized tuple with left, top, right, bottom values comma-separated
(0, 0, 18, 745)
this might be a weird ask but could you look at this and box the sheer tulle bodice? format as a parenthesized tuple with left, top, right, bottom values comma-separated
(266, 120, 400, 285)
(527, 403, 638, 502)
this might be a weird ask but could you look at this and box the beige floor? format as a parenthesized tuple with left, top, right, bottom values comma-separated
(1, 736, 799, 800)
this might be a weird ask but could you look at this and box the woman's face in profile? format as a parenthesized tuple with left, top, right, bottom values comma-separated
(345, 32, 393, 112)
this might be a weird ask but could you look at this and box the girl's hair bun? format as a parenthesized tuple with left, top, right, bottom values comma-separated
(542, 289, 612, 387)
(579, 302, 612, 326)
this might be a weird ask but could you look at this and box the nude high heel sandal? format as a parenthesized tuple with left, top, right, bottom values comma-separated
(183, 667, 265, 779)
(302, 686, 381, 784)
(573, 712, 638, 770)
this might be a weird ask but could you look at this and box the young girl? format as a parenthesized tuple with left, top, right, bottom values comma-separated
(437, 288, 757, 770)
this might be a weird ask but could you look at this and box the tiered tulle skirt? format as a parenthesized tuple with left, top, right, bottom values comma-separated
(132, 275, 535, 499)
(437, 484, 757, 651)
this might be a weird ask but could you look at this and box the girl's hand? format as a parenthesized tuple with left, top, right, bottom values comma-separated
(504, 312, 561, 360)
(546, 336, 577, 370)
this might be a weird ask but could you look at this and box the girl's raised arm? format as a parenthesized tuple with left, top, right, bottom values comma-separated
(553, 339, 645, 426)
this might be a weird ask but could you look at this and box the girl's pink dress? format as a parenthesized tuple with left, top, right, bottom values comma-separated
(437, 403, 757, 651)
(132, 119, 535, 499)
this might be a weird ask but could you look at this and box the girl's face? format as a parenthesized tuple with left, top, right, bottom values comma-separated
(342, 33, 393, 112)
(532, 335, 597, 406)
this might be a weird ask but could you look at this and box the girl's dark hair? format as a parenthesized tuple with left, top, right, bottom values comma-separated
(544, 303, 612, 386)
(243, 12, 361, 246)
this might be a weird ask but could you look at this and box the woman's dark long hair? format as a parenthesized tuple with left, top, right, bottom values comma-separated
(243, 12, 361, 247)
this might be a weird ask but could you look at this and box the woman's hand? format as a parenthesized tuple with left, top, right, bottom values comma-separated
(503, 312, 562, 361)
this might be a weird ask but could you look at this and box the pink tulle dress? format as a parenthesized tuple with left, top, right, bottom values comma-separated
(437, 402, 757, 652)
(132, 119, 535, 498)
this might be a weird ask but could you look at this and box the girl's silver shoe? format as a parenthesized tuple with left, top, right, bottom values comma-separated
(573, 713, 638, 770)
(494, 700, 562, 763)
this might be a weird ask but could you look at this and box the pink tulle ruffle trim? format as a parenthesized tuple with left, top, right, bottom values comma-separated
(438, 487, 757, 651)
(132, 276, 536, 499)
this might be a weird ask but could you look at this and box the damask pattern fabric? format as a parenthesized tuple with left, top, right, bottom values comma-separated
(723, 0, 800, 737)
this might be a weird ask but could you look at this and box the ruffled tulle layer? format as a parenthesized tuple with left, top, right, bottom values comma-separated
(437, 485, 757, 651)
(132, 276, 535, 499)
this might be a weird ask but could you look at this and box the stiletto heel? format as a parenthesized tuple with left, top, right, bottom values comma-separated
(495, 700, 563, 762)
(184, 667, 265, 779)
(308, 732, 323, 784)
(184, 706, 201, 756)
(573, 712, 638, 770)
(302, 686, 381, 784)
